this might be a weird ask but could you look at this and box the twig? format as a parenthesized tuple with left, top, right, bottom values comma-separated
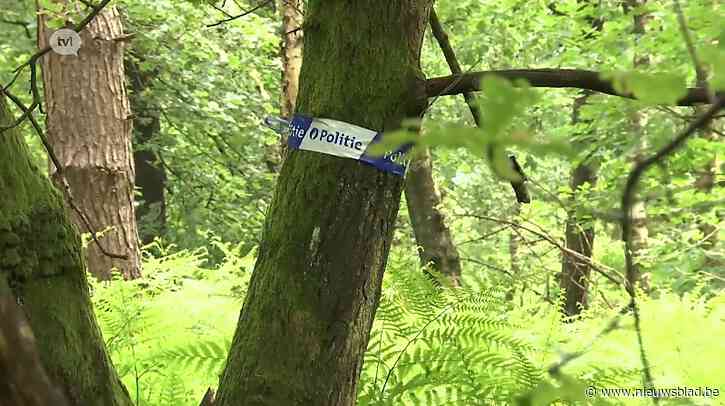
(429, 8, 529, 202)
(459, 212, 625, 286)
(1, 90, 128, 260)
(548, 304, 630, 376)
(620, 96, 724, 393)
(429, 9, 481, 125)
(206, 0, 273, 28)
(0, 0, 128, 261)
(0, 18, 32, 38)
(1, 0, 114, 135)
(380, 303, 455, 397)
(672, 0, 709, 92)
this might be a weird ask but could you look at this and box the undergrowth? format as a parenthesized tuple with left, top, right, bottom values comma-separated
(91, 240, 724, 406)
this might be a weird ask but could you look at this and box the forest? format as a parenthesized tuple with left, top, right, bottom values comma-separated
(0, 0, 723, 405)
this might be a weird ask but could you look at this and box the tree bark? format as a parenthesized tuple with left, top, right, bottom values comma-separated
(0, 95, 132, 406)
(560, 158, 598, 317)
(0, 277, 69, 406)
(627, 0, 651, 288)
(126, 56, 166, 244)
(280, 0, 303, 120)
(405, 149, 462, 286)
(559, 1, 603, 317)
(214, 1, 432, 404)
(265, 0, 304, 172)
(507, 203, 522, 302)
(38, 4, 141, 280)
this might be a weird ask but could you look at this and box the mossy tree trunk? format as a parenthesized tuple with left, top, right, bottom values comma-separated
(0, 277, 69, 406)
(214, 1, 432, 404)
(0, 95, 132, 406)
(38, 3, 141, 280)
(405, 149, 462, 286)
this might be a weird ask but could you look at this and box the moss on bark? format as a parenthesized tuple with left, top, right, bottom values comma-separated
(215, 1, 433, 405)
(0, 95, 132, 406)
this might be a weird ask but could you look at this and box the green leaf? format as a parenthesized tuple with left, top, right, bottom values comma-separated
(604, 71, 688, 105)
(701, 41, 725, 92)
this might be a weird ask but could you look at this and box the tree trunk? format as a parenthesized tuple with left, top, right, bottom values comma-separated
(280, 0, 303, 120)
(506, 203, 522, 301)
(695, 138, 722, 267)
(559, 1, 603, 317)
(627, 0, 651, 289)
(265, 0, 304, 172)
(126, 56, 166, 244)
(38, 4, 141, 280)
(214, 2, 432, 404)
(560, 158, 598, 317)
(405, 149, 462, 286)
(0, 95, 132, 406)
(0, 277, 69, 406)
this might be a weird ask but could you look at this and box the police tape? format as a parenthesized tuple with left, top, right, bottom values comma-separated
(264, 116, 411, 176)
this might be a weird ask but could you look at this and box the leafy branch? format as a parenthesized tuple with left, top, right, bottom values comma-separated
(427, 69, 719, 106)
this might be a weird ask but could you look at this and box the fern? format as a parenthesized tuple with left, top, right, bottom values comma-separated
(162, 338, 231, 377)
(358, 270, 544, 405)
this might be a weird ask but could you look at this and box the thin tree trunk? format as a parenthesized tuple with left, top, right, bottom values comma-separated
(215, 2, 433, 404)
(405, 149, 462, 286)
(38, 3, 141, 280)
(265, 0, 304, 172)
(560, 136, 598, 317)
(627, 0, 651, 288)
(507, 203, 522, 302)
(126, 56, 166, 244)
(559, 1, 602, 317)
(0, 95, 132, 406)
(692, 3, 723, 266)
(695, 142, 722, 267)
(280, 0, 303, 120)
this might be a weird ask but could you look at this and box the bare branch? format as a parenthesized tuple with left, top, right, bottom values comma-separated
(207, 0, 274, 28)
(426, 69, 718, 106)
(459, 212, 625, 286)
(429, 9, 481, 126)
(672, 0, 708, 88)
(0, 18, 32, 38)
(1, 90, 129, 260)
(620, 96, 724, 392)
(429, 9, 530, 203)
(1, 0, 115, 133)
(0, 0, 129, 261)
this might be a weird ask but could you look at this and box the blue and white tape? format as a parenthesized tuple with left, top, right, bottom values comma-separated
(266, 115, 410, 176)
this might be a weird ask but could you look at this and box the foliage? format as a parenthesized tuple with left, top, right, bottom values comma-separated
(120, 0, 280, 254)
(91, 240, 246, 405)
(91, 237, 724, 405)
(2, 0, 723, 404)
